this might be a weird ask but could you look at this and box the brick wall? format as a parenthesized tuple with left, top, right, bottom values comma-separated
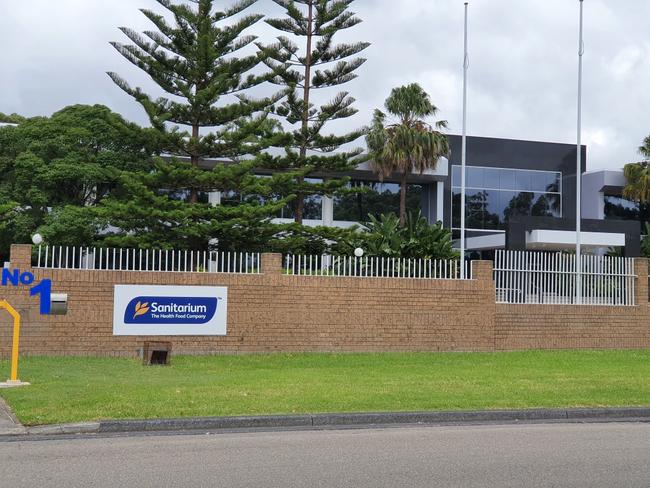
(495, 259, 650, 350)
(2, 244, 650, 357)
(0, 246, 495, 357)
(495, 304, 650, 350)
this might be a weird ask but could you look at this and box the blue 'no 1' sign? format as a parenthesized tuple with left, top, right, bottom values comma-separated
(1, 268, 52, 315)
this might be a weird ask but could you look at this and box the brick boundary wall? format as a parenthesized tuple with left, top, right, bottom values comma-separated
(1, 244, 650, 357)
(495, 259, 650, 351)
(0, 245, 495, 357)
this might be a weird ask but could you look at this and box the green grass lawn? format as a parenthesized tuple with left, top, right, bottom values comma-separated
(2, 350, 650, 426)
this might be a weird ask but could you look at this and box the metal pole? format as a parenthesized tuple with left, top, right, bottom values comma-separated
(460, 2, 469, 279)
(576, 0, 584, 304)
(0, 300, 22, 383)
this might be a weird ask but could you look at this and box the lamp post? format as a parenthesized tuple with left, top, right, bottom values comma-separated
(460, 1, 469, 279)
(575, 0, 584, 304)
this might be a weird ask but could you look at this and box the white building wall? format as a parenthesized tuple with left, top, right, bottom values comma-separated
(581, 170, 627, 220)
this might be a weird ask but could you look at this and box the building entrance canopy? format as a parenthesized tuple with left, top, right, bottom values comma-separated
(526, 229, 626, 251)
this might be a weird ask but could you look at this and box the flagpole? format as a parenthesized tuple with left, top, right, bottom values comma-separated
(460, 1, 469, 279)
(576, 0, 584, 304)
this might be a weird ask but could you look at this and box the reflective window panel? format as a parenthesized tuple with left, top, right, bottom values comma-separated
(334, 180, 423, 222)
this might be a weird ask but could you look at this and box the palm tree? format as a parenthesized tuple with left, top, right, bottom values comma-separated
(641, 136, 650, 159)
(623, 136, 650, 203)
(366, 83, 450, 227)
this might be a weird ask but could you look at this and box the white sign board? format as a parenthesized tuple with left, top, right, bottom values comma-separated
(113, 285, 227, 336)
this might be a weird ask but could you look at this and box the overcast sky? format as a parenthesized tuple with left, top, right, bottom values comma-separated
(2, 0, 649, 171)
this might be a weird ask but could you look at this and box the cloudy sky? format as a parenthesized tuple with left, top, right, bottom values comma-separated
(2, 0, 649, 171)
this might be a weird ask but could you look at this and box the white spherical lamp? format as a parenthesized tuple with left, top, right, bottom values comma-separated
(31, 233, 43, 246)
(354, 247, 364, 258)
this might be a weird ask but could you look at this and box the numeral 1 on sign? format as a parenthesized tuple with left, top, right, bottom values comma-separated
(30, 279, 52, 315)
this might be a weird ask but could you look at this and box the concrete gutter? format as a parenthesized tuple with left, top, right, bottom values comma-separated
(3, 407, 650, 437)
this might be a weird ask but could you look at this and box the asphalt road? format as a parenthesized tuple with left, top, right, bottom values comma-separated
(2, 422, 650, 487)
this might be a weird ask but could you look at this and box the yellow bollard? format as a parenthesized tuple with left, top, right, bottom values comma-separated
(0, 300, 22, 384)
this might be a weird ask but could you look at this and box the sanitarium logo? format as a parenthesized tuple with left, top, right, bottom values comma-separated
(124, 296, 219, 325)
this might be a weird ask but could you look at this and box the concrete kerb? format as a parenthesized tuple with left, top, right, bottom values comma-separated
(311, 409, 570, 427)
(27, 422, 101, 436)
(0, 397, 27, 435)
(97, 414, 313, 433)
(4, 407, 650, 437)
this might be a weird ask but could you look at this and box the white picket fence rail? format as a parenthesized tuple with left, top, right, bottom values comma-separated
(494, 250, 636, 306)
(285, 255, 471, 280)
(33, 245, 261, 274)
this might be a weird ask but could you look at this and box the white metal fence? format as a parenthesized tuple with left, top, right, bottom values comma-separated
(33, 245, 261, 274)
(494, 250, 636, 306)
(285, 255, 471, 280)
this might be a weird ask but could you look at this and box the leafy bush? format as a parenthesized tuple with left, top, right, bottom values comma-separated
(267, 225, 357, 256)
(337, 211, 458, 260)
(641, 223, 650, 258)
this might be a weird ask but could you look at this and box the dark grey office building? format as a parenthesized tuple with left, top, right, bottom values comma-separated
(205, 134, 643, 256)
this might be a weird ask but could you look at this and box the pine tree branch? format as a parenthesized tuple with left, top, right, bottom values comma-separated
(215, 0, 258, 21)
(312, 41, 370, 65)
(312, 58, 366, 87)
(317, 10, 363, 35)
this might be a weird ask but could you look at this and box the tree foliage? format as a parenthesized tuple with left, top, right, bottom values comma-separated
(641, 223, 650, 258)
(108, 0, 283, 160)
(0, 112, 25, 124)
(0, 105, 159, 259)
(0, 103, 352, 254)
(338, 211, 457, 260)
(623, 137, 650, 203)
(0, 200, 18, 261)
(103, 0, 320, 250)
(366, 83, 449, 226)
(108, 0, 286, 197)
(259, 0, 370, 223)
(92, 160, 292, 251)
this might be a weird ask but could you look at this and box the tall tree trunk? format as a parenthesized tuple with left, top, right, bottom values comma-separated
(294, 175, 305, 223)
(399, 171, 408, 227)
(189, 123, 200, 204)
(296, 0, 314, 225)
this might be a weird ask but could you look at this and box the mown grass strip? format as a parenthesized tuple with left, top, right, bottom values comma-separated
(1, 350, 650, 425)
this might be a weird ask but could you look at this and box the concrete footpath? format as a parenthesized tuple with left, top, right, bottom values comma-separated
(2, 407, 650, 437)
(0, 397, 26, 435)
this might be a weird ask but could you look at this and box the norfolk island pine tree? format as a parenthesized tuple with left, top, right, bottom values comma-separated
(104, 0, 299, 251)
(258, 0, 370, 224)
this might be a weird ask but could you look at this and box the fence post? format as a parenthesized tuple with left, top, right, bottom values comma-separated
(634, 258, 649, 306)
(261, 253, 283, 275)
(471, 260, 493, 282)
(9, 244, 32, 269)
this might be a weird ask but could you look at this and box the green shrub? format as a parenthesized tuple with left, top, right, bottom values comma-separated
(337, 211, 457, 260)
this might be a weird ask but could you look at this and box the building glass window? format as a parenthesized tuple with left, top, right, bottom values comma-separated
(333, 180, 422, 222)
(278, 178, 323, 220)
(604, 195, 649, 225)
(159, 189, 210, 204)
(515, 170, 532, 192)
(484, 168, 500, 189)
(221, 177, 323, 220)
(278, 194, 323, 220)
(499, 169, 517, 191)
(452, 165, 562, 231)
(220, 189, 266, 207)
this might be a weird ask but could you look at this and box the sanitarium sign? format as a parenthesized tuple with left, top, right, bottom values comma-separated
(113, 285, 228, 336)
